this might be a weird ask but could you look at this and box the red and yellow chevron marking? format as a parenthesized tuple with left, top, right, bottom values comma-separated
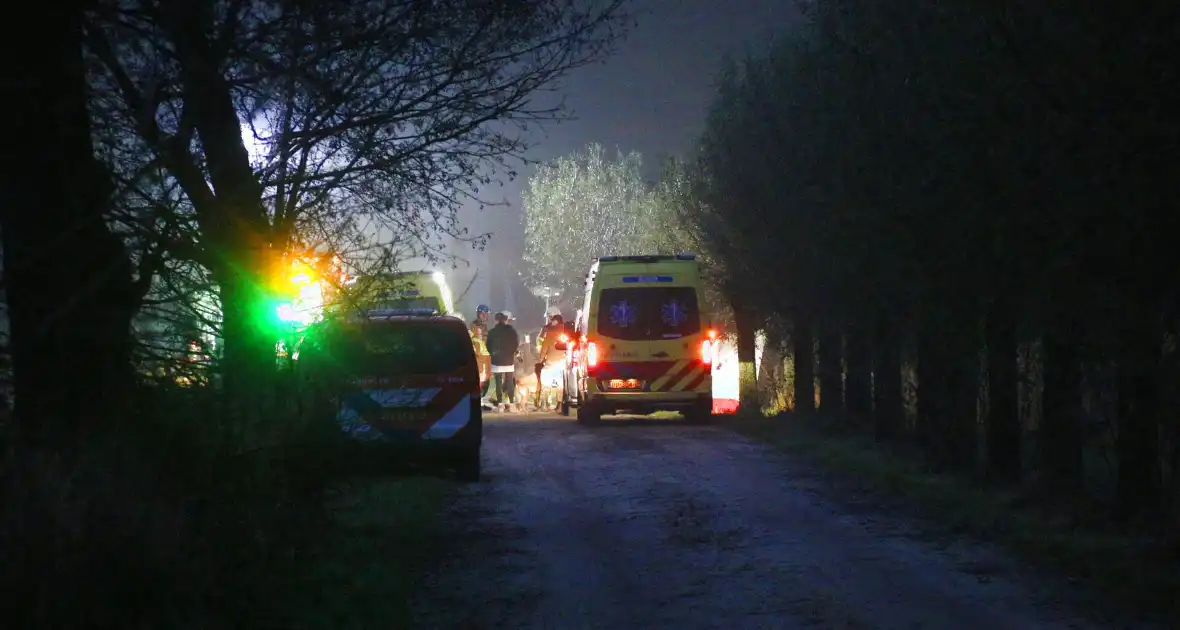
(648, 359, 711, 393)
(593, 359, 712, 392)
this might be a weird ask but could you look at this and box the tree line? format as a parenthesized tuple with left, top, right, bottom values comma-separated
(523, 2, 1180, 523)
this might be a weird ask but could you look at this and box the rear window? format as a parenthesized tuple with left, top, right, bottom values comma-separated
(372, 293, 441, 313)
(596, 287, 701, 341)
(334, 322, 472, 375)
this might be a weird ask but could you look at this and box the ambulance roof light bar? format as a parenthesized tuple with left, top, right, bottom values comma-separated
(594, 253, 693, 263)
(594, 253, 696, 263)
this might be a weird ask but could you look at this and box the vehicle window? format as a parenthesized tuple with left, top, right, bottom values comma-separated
(372, 295, 441, 313)
(596, 287, 701, 341)
(334, 323, 472, 375)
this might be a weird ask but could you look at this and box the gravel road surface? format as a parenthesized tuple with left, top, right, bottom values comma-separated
(412, 415, 1154, 630)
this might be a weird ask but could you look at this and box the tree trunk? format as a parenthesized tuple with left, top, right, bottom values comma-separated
(1, 0, 137, 443)
(915, 305, 943, 458)
(793, 308, 815, 414)
(985, 300, 1021, 484)
(845, 321, 872, 418)
(218, 271, 279, 426)
(1040, 332, 1083, 492)
(1115, 324, 1162, 521)
(917, 298, 976, 472)
(733, 304, 759, 411)
(756, 332, 783, 400)
(166, 4, 276, 410)
(872, 307, 904, 441)
(817, 321, 843, 415)
(488, 253, 507, 312)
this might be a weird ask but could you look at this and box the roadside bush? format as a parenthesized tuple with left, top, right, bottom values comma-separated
(0, 380, 346, 629)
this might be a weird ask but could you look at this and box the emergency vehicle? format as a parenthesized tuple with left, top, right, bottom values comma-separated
(561, 253, 715, 424)
(355, 270, 456, 316)
(299, 306, 482, 481)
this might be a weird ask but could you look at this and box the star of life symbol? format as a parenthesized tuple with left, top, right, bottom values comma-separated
(610, 300, 637, 328)
(661, 300, 689, 327)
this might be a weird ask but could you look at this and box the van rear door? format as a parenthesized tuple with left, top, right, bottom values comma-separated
(594, 278, 704, 392)
(333, 320, 478, 441)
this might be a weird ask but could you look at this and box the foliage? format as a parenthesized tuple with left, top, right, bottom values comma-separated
(521, 143, 657, 298)
(654, 0, 1180, 531)
(85, 0, 631, 391)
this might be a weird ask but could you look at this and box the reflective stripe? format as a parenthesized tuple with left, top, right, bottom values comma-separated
(649, 359, 689, 391)
(337, 407, 384, 441)
(423, 394, 473, 439)
(671, 365, 709, 392)
(366, 387, 440, 408)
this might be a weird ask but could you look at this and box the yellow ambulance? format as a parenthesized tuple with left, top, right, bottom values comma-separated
(561, 253, 716, 424)
(360, 270, 456, 316)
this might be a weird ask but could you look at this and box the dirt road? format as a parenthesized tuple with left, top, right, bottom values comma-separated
(412, 415, 1152, 630)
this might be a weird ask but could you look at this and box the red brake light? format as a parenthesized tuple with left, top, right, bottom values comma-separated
(586, 341, 598, 368)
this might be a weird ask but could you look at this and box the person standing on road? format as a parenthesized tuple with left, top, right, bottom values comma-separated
(471, 304, 492, 399)
(471, 304, 490, 339)
(534, 308, 566, 410)
(486, 311, 520, 412)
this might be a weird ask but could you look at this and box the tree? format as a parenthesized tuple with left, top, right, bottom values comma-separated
(1, 0, 140, 442)
(521, 143, 653, 299)
(87, 0, 629, 402)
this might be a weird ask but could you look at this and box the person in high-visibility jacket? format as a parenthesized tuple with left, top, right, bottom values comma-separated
(534, 307, 566, 410)
(470, 304, 492, 398)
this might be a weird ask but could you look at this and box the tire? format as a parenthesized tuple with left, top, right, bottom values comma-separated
(453, 445, 481, 483)
(560, 394, 571, 416)
(576, 403, 601, 425)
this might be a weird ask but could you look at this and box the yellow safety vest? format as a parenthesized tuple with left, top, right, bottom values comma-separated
(471, 334, 489, 356)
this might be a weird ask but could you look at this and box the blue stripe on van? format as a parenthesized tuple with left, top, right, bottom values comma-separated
(621, 275, 673, 283)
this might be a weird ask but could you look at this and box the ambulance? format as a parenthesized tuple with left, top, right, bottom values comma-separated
(561, 253, 715, 424)
(357, 270, 456, 316)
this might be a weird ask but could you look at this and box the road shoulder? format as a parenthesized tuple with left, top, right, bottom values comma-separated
(729, 412, 1179, 628)
(283, 475, 456, 629)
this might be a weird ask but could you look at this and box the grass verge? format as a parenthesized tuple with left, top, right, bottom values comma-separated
(284, 475, 457, 630)
(730, 411, 1180, 625)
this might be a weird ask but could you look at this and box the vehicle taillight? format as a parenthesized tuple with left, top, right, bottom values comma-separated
(586, 341, 598, 368)
(701, 329, 717, 365)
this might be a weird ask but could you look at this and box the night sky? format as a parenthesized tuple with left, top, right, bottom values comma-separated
(449, 0, 801, 315)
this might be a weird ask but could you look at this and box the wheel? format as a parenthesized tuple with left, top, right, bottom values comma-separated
(683, 400, 713, 425)
(453, 445, 481, 483)
(560, 398, 571, 416)
(576, 403, 601, 425)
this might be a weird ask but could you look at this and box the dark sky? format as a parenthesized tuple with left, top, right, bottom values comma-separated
(451, 0, 802, 312)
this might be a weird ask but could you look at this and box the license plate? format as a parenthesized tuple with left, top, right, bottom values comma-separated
(381, 410, 428, 423)
(608, 378, 640, 390)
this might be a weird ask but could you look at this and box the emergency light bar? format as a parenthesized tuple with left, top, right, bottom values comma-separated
(622, 275, 674, 283)
(594, 253, 696, 263)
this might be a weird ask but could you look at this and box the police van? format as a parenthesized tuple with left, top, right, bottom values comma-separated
(299, 305, 482, 481)
(561, 253, 716, 424)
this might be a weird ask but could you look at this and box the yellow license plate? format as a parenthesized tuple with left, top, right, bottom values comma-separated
(608, 379, 640, 390)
